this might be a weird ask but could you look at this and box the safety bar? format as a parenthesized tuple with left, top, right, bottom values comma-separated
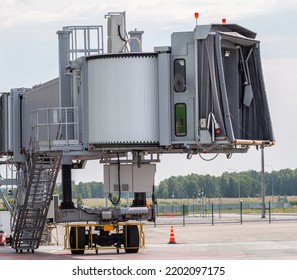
(31, 107, 80, 151)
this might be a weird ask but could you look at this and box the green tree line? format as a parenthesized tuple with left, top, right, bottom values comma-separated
(1, 169, 297, 208)
(54, 181, 105, 199)
(50, 168, 297, 200)
(155, 168, 297, 199)
(51, 169, 297, 199)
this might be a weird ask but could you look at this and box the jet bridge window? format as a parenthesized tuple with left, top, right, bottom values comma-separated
(175, 103, 187, 136)
(174, 59, 186, 92)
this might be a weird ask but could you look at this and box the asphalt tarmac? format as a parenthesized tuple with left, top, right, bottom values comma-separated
(1, 217, 297, 260)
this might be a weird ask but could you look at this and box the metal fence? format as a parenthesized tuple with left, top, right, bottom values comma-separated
(153, 202, 296, 226)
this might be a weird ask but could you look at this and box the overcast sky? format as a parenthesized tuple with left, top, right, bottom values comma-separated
(0, 0, 297, 184)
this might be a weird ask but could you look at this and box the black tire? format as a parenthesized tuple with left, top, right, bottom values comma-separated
(124, 225, 139, 254)
(70, 226, 85, 255)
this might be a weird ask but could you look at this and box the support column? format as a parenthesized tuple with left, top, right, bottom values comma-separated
(60, 156, 74, 209)
(57, 30, 72, 108)
(133, 192, 146, 207)
(261, 145, 266, 218)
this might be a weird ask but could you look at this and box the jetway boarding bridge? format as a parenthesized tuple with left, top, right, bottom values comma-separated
(0, 11, 274, 253)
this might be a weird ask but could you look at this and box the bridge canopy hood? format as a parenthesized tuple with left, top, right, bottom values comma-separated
(196, 25, 274, 145)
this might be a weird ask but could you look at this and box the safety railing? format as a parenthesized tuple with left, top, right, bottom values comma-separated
(31, 107, 80, 151)
(63, 25, 104, 64)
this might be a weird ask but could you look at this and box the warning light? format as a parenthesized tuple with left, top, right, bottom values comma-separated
(215, 128, 221, 135)
(222, 18, 227, 24)
(194, 12, 199, 26)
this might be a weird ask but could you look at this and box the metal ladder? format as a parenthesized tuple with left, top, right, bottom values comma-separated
(11, 152, 61, 253)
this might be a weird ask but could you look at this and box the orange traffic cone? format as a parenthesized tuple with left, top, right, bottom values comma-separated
(168, 226, 176, 244)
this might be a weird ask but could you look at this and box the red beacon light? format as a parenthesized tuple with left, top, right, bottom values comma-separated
(194, 12, 199, 26)
(222, 18, 227, 24)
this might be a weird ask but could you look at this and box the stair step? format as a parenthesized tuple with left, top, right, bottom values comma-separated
(16, 239, 39, 243)
(22, 217, 44, 220)
(18, 227, 44, 232)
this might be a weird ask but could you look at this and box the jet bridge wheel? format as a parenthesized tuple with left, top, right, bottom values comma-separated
(70, 226, 85, 255)
(124, 225, 140, 254)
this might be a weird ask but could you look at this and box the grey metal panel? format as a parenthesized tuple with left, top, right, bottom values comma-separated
(194, 25, 212, 40)
(195, 24, 257, 40)
(132, 164, 156, 192)
(57, 30, 72, 108)
(171, 32, 193, 56)
(10, 88, 28, 162)
(220, 32, 259, 46)
(104, 164, 156, 193)
(171, 32, 196, 143)
(0, 93, 10, 153)
(80, 58, 89, 150)
(154, 47, 171, 146)
(211, 24, 257, 39)
(104, 164, 133, 193)
(22, 78, 60, 150)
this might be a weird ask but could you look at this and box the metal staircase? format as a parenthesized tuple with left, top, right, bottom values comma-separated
(11, 152, 61, 253)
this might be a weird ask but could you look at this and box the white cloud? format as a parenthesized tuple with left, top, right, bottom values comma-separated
(1, 0, 296, 29)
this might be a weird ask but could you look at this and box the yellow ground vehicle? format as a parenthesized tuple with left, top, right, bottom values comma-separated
(64, 222, 144, 254)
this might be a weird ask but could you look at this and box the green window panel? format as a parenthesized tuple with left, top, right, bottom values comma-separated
(175, 103, 187, 136)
